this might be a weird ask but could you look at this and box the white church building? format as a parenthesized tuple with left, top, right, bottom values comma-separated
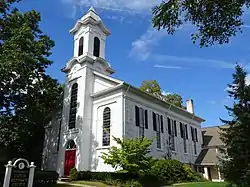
(42, 7, 205, 177)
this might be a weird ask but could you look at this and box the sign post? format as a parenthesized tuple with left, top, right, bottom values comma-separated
(3, 158, 36, 187)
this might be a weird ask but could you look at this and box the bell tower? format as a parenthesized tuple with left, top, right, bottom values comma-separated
(69, 7, 110, 60)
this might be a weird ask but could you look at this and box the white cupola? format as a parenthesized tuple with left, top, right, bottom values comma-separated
(69, 7, 110, 60)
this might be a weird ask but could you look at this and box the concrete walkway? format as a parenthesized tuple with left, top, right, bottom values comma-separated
(57, 181, 94, 187)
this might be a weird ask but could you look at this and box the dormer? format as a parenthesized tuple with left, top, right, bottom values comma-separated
(70, 7, 110, 60)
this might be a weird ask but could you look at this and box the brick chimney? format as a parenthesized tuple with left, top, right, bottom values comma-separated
(186, 99, 194, 114)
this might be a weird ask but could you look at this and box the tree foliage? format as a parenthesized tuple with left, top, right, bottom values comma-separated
(139, 80, 183, 108)
(220, 64, 250, 186)
(0, 0, 62, 164)
(100, 136, 154, 174)
(152, 0, 250, 47)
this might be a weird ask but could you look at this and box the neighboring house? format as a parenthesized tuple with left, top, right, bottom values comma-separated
(42, 7, 205, 177)
(195, 126, 227, 182)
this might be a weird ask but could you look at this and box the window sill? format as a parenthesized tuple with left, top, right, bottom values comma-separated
(184, 152, 188, 155)
(157, 149, 164, 152)
(96, 146, 111, 150)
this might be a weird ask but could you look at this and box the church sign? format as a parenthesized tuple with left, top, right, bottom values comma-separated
(3, 158, 36, 187)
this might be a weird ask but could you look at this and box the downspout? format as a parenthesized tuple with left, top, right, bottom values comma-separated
(123, 85, 130, 137)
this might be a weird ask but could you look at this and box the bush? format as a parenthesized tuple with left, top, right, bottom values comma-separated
(124, 180, 142, 187)
(151, 159, 203, 183)
(69, 167, 80, 181)
(33, 170, 59, 186)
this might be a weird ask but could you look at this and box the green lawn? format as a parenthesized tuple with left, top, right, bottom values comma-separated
(172, 182, 227, 187)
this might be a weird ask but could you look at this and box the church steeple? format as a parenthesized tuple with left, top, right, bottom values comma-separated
(69, 7, 110, 60)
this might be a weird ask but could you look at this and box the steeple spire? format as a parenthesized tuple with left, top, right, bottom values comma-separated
(88, 7, 97, 14)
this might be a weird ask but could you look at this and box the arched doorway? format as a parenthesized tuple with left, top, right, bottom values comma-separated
(64, 140, 76, 176)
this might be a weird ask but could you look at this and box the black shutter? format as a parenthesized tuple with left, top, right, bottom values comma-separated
(185, 124, 188, 139)
(174, 120, 177, 136)
(145, 110, 148, 129)
(167, 117, 171, 135)
(135, 106, 139, 127)
(160, 115, 164, 133)
(195, 128, 198, 142)
(191, 126, 194, 141)
(153, 112, 157, 131)
(180, 122, 184, 138)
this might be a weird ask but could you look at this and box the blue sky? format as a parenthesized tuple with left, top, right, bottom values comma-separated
(18, 0, 250, 127)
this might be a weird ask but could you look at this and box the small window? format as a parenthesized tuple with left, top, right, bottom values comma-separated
(103, 107, 111, 146)
(93, 37, 100, 57)
(69, 83, 78, 129)
(78, 37, 84, 56)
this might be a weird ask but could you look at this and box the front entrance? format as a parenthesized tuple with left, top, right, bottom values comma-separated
(64, 140, 76, 176)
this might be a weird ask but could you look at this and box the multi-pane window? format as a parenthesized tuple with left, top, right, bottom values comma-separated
(153, 112, 163, 149)
(103, 107, 111, 146)
(93, 37, 100, 57)
(135, 106, 148, 138)
(78, 37, 84, 56)
(168, 118, 176, 151)
(180, 122, 187, 153)
(191, 126, 198, 154)
(69, 83, 78, 129)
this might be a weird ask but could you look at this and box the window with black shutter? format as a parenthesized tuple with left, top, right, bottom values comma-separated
(180, 122, 184, 138)
(185, 124, 188, 139)
(167, 117, 171, 135)
(144, 110, 148, 129)
(68, 83, 78, 129)
(153, 112, 157, 131)
(174, 120, 177, 136)
(103, 107, 111, 146)
(195, 128, 198, 142)
(135, 106, 139, 127)
(160, 115, 164, 133)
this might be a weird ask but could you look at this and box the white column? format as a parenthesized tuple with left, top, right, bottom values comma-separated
(203, 167, 209, 180)
(218, 167, 222, 181)
(28, 162, 36, 187)
(3, 161, 13, 187)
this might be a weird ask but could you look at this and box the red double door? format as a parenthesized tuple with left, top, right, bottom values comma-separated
(64, 149, 76, 176)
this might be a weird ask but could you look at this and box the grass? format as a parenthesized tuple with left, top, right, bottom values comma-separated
(172, 182, 227, 187)
(74, 181, 109, 187)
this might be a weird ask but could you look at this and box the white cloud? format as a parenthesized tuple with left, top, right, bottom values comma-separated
(130, 27, 168, 61)
(61, 0, 162, 14)
(154, 64, 191, 70)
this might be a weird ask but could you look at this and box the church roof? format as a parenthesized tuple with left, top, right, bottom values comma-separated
(91, 78, 205, 123)
(69, 7, 110, 35)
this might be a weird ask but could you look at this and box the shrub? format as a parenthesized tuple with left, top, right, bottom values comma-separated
(151, 159, 203, 183)
(69, 167, 79, 181)
(124, 180, 142, 187)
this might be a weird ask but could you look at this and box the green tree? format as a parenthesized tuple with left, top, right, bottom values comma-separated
(100, 136, 154, 174)
(152, 1, 248, 47)
(140, 80, 161, 95)
(0, 0, 62, 165)
(220, 64, 250, 186)
(139, 80, 183, 108)
(163, 93, 183, 108)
